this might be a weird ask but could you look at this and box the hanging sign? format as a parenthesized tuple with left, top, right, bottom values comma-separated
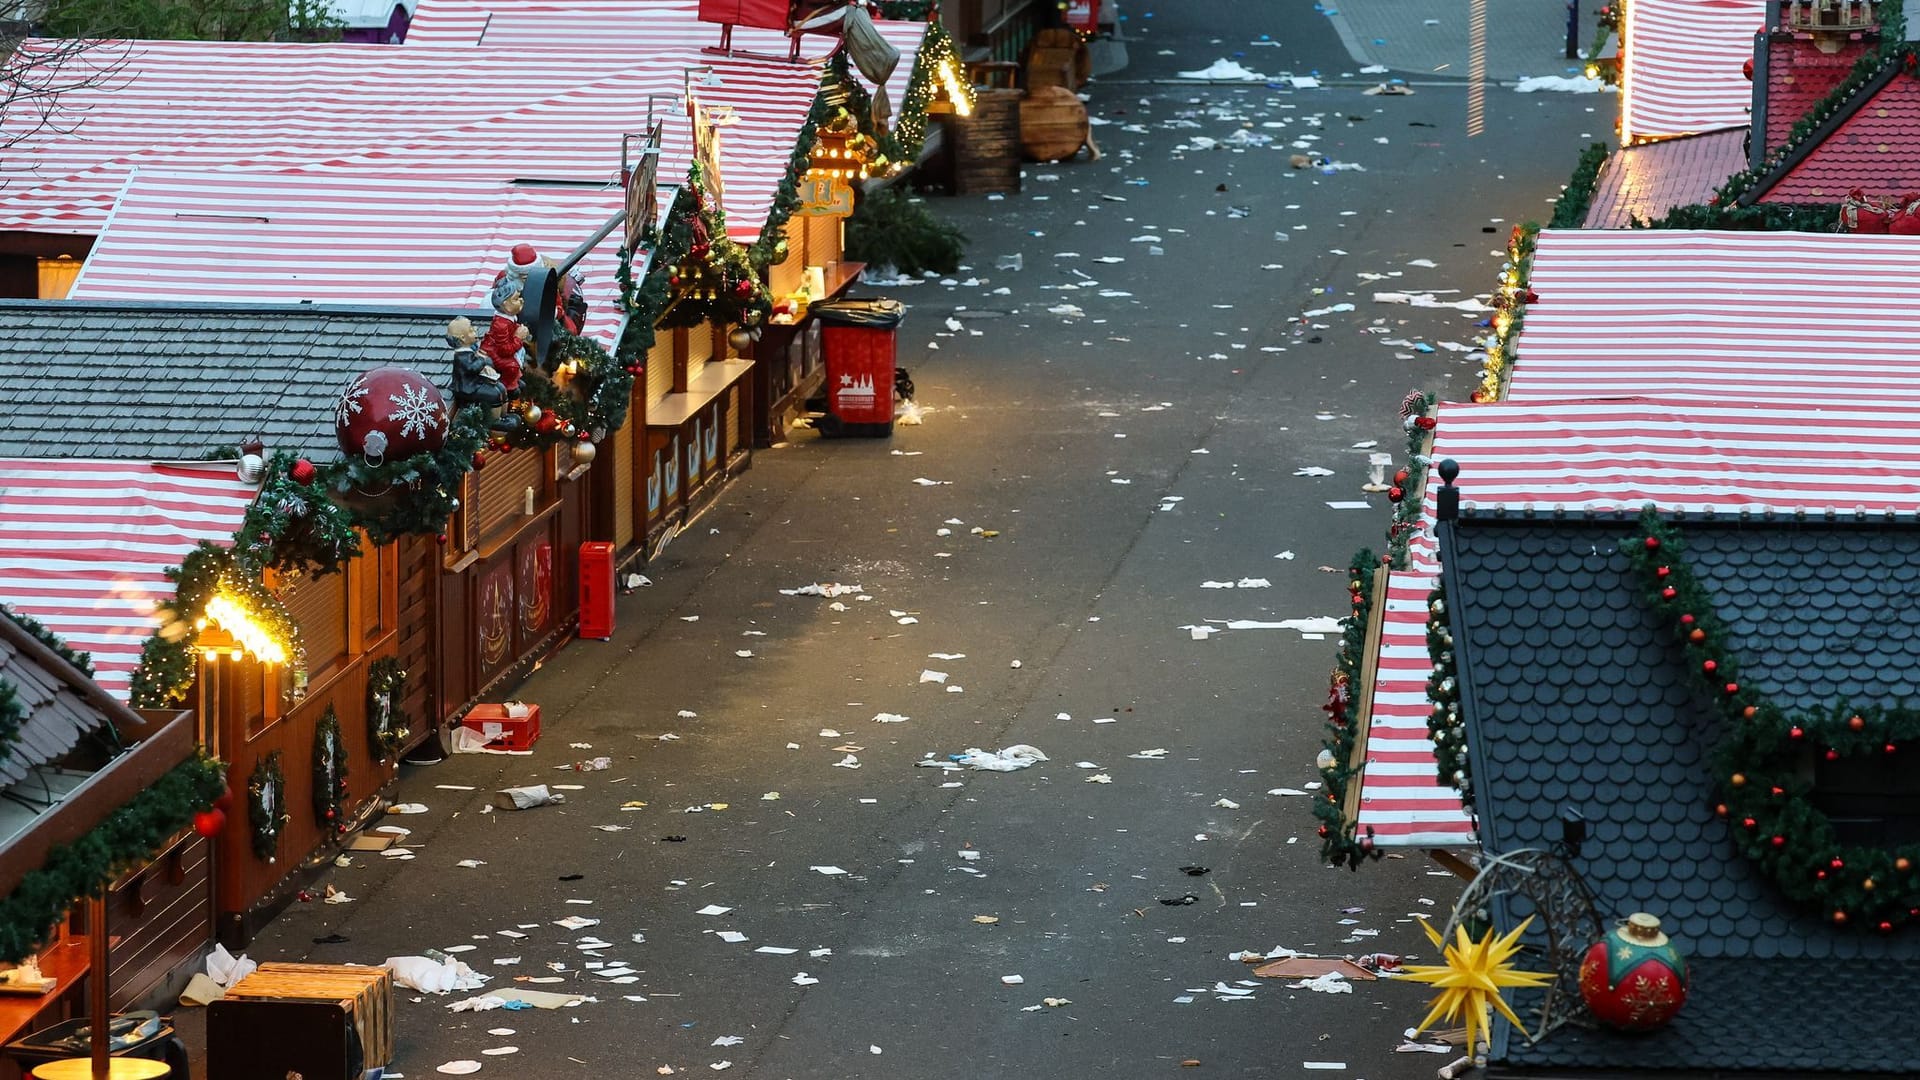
(796, 174, 855, 217)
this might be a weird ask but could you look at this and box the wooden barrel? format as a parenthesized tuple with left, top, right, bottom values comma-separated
(1020, 85, 1089, 163)
(953, 88, 1022, 195)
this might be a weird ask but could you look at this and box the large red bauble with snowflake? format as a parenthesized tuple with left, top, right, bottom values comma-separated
(1579, 913, 1688, 1031)
(335, 367, 450, 463)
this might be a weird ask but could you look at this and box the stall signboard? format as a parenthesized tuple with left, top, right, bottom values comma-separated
(796, 174, 854, 217)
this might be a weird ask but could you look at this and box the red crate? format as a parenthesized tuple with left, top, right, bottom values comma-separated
(460, 703, 542, 752)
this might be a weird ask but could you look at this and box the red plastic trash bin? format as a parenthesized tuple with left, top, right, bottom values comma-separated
(815, 298, 905, 437)
(579, 541, 615, 640)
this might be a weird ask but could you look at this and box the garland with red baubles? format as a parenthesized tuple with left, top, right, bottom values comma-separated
(1626, 507, 1920, 932)
(1314, 548, 1384, 868)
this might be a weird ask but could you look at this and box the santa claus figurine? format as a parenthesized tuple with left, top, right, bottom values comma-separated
(479, 245, 539, 395)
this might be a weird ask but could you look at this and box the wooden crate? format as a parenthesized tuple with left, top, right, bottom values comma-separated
(953, 89, 1023, 195)
(208, 963, 394, 1080)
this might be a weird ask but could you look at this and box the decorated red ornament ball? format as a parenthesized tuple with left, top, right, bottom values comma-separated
(290, 458, 317, 485)
(1579, 915, 1688, 1031)
(193, 808, 227, 838)
(335, 366, 450, 462)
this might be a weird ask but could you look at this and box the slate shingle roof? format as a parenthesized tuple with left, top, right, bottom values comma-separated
(0, 618, 112, 790)
(1582, 128, 1748, 228)
(0, 301, 481, 460)
(1439, 512, 1920, 1076)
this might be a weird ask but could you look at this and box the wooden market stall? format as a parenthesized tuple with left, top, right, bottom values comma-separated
(0, 607, 223, 1080)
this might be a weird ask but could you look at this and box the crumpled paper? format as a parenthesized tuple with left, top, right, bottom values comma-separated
(386, 955, 489, 994)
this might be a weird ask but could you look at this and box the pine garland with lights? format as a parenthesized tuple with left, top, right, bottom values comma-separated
(893, 19, 969, 162)
(1585, 0, 1623, 86)
(1474, 224, 1539, 402)
(1625, 507, 1920, 932)
(1385, 390, 1438, 570)
(366, 656, 410, 761)
(1425, 581, 1472, 805)
(748, 87, 833, 271)
(1550, 142, 1611, 229)
(311, 706, 349, 836)
(0, 751, 226, 964)
(249, 750, 288, 862)
(129, 542, 307, 710)
(491, 333, 632, 451)
(323, 406, 490, 546)
(1315, 548, 1385, 868)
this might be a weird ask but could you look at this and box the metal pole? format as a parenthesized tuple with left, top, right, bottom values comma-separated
(89, 895, 108, 1080)
(558, 208, 627, 277)
(1566, 0, 1581, 60)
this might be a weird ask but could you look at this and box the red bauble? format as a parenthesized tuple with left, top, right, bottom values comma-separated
(1644, 536, 1661, 550)
(192, 808, 227, 838)
(335, 367, 450, 462)
(1849, 714, 1866, 731)
(734, 279, 753, 298)
(1393, 468, 1410, 485)
(1661, 586, 1677, 599)
(436, 533, 450, 544)
(213, 789, 235, 814)
(1790, 725, 1805, 739)
(290, 458, 317, 485)
(1415, 416, 1437, 431)
(1579, 914, 1688, 1031)
(1724, 682, 1739, 695)
(1702, 659, 1717, 674)
(472, 453, 488, 470)
(1387, 486, 1404, 503)
(1742, 57, 1754, 79)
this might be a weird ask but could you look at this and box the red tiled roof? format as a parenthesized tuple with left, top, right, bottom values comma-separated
(1584, 127, 1749, 226)
(1760, 68, 1920, 201)
(1762, 32, 1875, 154)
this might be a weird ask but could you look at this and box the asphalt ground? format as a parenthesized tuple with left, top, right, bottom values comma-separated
(177, 3, 1605, 1077)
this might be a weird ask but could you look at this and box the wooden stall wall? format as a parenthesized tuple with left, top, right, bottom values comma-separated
(436, 446, 589, 718)
(212, 539, 399, 944)
(107, 832, 213, 1011)
(395, 533, 440, 731)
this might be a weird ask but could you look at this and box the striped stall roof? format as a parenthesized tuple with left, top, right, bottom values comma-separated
(67, 171, 654, 343)
(0, 461, 257, 701)
(1506, 229, 1920, 407)
(1354, 398, 1920, 846)
(1621, 0, 1765, 142)
(0, 44, 823, 245)
(403, 0, 928, 108)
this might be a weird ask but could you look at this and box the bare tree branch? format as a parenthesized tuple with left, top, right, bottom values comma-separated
(0, 28, 129, 170)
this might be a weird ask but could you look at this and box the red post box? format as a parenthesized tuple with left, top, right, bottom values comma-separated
(814, 298, 905, 436)
(579, 541, 615, 640)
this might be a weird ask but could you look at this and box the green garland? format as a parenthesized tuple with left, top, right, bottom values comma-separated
(0, 681, 18, 765)
(1424, 582, 1469, 803)
(1585, 0, 1622, 86)
(1474, 224, 1538, 402)
(366, 656, 410, 761)
(873, 0, 934, 17)
(323, 406, 490, 546)
(1625, 507, 1920, 932)
(130, 542, 307, 710)
(249, 750, 288, 862)
(1315, 548, 1385, 868)
(1385, 390, 1438, 570)
(1, 605, 93, 678)
(747, 86, 831, 271)
(312, 706, 349, 836)
(234, 452, 362, 576)
(0, 752, 226, 964)
(1549, 142, 1610, 229)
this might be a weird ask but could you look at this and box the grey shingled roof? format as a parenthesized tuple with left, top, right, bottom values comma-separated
(0, 630, 108, 790)
(1439, 512, 1920, 1077)
(0, 301, 484, 460)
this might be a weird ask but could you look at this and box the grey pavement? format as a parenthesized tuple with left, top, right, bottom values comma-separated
(175, 4, 1604, 1077)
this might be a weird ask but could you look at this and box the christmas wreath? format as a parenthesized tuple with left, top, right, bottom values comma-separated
(1626, 507, 1920, 932)
(491, 333, 634, 455)
(248, 751, 289, 862)
(366, 657, 410, 761)
(312, 706, 349, 835)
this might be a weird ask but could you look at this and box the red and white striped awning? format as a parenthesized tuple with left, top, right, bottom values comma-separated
(68, 171, 659, 344)
(0, 2, 923, 243)
(0, 461, 257, 701)
(1507, 229, 1920, 406)
(1620, 0, 1764, 143)
(0, 45, 823, 245)
(403, 0, 929, 108)
(1355, 397, 1920, 846)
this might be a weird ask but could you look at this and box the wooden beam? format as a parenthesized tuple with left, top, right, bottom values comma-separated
(1340, 563, 1393, 825)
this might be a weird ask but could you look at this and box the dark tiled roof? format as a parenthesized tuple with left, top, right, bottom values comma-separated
(0, 301, 481, 460)
(1760, 33, 1877, 158)
(0, 625, 111, 790)
(1441, 515, 1920, 1076)
(1754, 60, 1920, 203)
(1582, 128, 1748, 228)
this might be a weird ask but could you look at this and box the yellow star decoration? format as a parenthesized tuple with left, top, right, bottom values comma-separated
(1402, 916, 1557, 1053)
